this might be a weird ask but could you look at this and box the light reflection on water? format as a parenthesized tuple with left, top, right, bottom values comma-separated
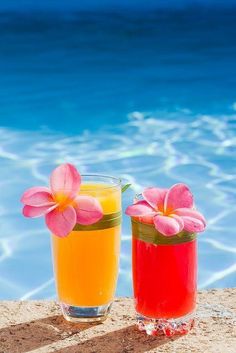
(0, 111, 236, 299)
(0, 8, 236, 299)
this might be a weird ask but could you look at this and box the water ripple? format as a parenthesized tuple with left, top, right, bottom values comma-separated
(0, 109, 236, 298)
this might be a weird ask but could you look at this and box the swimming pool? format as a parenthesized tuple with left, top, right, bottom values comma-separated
(0, 9, 236, 299)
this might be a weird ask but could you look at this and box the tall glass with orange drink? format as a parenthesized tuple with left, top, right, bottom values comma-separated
(51, 175, 121, 322)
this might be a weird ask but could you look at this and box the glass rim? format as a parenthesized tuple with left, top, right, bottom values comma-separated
(81, 173, 122, 190)
(134, 193, 142, 201)
(135, 192, 197, 210)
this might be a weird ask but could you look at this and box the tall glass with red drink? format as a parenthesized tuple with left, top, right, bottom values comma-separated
(126, 183, 206, 336)
(132, 218, 197, 336)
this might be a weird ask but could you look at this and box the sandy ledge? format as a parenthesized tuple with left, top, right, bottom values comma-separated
(0, 289, 235, 353)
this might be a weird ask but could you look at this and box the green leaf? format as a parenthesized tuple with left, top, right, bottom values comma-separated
(132, 219, 197, 245)
(73, 211, 122, 231)
(122, 183, 131, 193)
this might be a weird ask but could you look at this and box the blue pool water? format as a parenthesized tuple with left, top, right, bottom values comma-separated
(0, 9, 236, 299)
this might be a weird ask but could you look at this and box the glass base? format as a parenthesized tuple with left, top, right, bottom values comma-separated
(137, 311, 195, 337)
(60, 302, 112, 323)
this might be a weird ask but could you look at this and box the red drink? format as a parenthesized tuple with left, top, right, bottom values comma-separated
(133, 238, 197, 319)
(132, 218, 197, 336)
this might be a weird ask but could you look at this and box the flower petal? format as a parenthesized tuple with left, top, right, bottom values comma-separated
(125, 200, 155, 217)
(164, 183, 193, 212)
(50, 163, 81, 198)
(153, 214, 184, 236)
(23, 204, 57, 218)
(174, 208, 206, 227)
(180, 216, 205, 233)
(142, 187, 168, 211)
(137, 214, 155, 225)
(21, 186, 54, 206)
(45, 205, 76, 237)
(75, 195, 103, 225)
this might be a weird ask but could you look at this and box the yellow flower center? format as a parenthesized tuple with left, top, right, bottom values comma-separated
(156, 204, 173, 216)
(53, 193, 75, 211)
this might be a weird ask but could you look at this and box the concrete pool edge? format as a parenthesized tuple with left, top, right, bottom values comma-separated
(0, 288, 235, 353)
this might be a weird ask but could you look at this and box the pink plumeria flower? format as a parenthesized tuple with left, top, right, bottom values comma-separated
(21, 163, 103, 237)
(125, 183, 206, 236)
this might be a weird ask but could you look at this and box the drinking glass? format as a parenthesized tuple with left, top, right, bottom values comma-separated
(132, 214, 197, 336)
(51, 175, 121, 322)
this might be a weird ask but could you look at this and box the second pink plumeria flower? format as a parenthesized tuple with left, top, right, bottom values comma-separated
(125, 183, 206, 236)
(21, 164, 103, 237)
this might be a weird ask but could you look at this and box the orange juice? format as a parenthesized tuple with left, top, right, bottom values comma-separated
(51, 182, 121, 308)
